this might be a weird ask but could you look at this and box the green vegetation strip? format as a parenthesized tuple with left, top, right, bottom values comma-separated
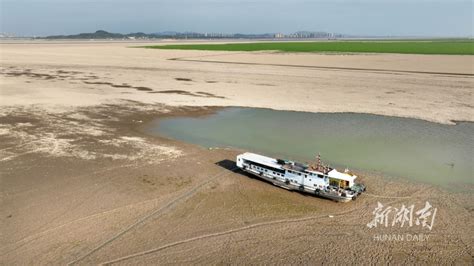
(145, 41, 474, 55)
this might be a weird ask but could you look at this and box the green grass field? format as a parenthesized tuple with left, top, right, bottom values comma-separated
(145, 40, 474, 55)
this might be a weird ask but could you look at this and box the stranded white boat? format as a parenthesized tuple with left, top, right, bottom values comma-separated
(236, 152, 365, 202)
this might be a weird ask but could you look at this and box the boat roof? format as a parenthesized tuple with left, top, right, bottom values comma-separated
(328, 169, 357, 182)
(239, 152, 282, 169)
(239, 152, 356, 181)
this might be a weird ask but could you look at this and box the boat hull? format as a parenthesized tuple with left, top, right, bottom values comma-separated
(240, 167, 354, 203)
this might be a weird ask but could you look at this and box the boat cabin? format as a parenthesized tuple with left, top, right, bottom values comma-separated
(327, 169, 357, 189)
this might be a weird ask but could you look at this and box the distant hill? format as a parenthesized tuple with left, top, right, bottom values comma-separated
(44, 30, 272, 39)
(43, 30, 347, 40)
(44, 30, 154, 39)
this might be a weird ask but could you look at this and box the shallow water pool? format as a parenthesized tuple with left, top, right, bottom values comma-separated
(148, 108, 473, 187)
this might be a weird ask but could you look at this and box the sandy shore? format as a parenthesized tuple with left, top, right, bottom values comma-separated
(1, 41, 473, 124)
(1, 41, 473, 264)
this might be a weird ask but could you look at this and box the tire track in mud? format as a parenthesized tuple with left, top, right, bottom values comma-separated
(168, 58, 474, 77)
(364, 192, 412, 199)
(219, 171, 257, 258)
(67, 167, 238, 265)
(99, 207, 359, 265)
(98, 192, 419, 265)
(0, 163, 138, 256)
(1, 188, 163, 255)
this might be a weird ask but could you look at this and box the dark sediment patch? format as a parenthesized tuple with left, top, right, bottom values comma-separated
(134, 86, 153, 92)
(458, 103, 474, 109)
(1, 71, 57, 80)
(206, 80, 218, 83)
(0, 68, 90, 81)
(195, 91, 226, 99)
(56, 70, 82, 75)
(149, 90, 225, 99)
(83, 81, 153, 92)
(84, 81, 115, 86)
(175, 78, 193, 82)
(110, 83, 132, 88)
(149, 90, 196, 96)
(1, 67, 153, 92)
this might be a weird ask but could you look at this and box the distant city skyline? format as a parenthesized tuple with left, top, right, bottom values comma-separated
(1, 0, 472, 37)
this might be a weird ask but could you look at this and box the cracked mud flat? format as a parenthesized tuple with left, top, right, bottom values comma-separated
(0, 41, 473, 264)
(0, 106, 180, 163)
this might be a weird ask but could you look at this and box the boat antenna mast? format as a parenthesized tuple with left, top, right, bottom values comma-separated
(314, 152, 325, 173)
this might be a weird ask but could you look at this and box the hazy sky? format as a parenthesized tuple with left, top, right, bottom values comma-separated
(1, 0, 472, 37)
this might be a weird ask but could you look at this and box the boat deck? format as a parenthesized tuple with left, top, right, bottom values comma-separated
(280, 161, 331, 175)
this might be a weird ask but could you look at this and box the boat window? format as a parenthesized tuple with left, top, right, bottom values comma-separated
(249, 162, 285, 174)
(317, 174, 324, 178)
